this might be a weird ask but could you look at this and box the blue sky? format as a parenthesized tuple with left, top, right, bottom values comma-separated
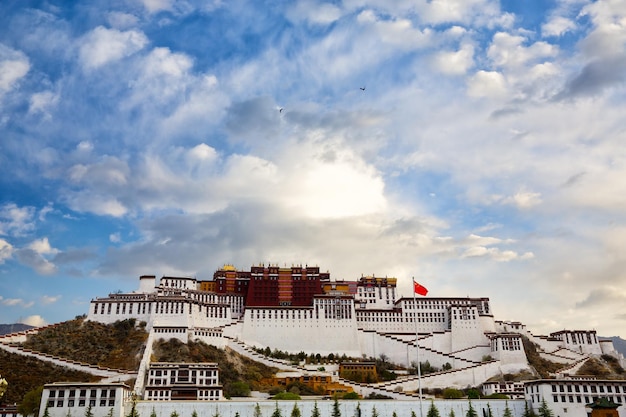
(1, 0, 626, 338)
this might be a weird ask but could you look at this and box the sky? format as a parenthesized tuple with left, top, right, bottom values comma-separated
(0, 0, 625, 338)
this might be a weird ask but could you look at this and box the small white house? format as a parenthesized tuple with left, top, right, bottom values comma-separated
(38, 382, 132, 417)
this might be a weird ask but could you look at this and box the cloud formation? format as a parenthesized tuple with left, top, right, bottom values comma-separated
(0, 0, 625, 338)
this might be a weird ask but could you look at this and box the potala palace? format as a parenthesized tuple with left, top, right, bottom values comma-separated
(3, 263, 625, 417)
(84, 265, 624, 394)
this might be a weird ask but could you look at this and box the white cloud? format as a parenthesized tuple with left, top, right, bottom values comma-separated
(461, 246, 533, 262)
(287, 1, 343, 25)
(110, 232, 121, 243)
(501, 191, 543, 209)
(0, 239, 13, 263)
(357, 10, 432, 50)
(107, 12, 140, 29)
(65, 194, 128, 217)
(1, 297, 23, 306)
(139, 0, 175, 14)
(21, 315, 47, 327)
(431, 43, 475, 75)
(41, 295, 61, 305)
(27, 237, 59, 255)
(542, 16, 577, 37)
(188, 143, 218, 162)
(411, 0, 509, 26)
(0, 203, 36, 237)
(28, 90, 59, 118)
(78, 26, 148, 70)
(466, 70, 507, 98)
(487, 32, 558, 70)
(577, 1, 626, 59)
(0, 44, 30, 93)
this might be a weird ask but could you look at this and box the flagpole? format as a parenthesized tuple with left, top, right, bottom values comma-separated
(412, 277, 423, 417)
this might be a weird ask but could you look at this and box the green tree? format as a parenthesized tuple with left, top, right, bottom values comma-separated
(212, 407, 220, 417)
(392, 412, 398, 417)
(85, 405, 94, 417)
(108, 409, 115, 417)
(229, 382, 251, 397)
(483, 404, 493, 417)
(411, 411, 417, 417)
(170, 412, 179, 417)
(42, 406, 51, 417)
(427, 401, 440, 417)
(126, 398, 139, 417)
(290, 404, 301, 417)
(537, 400, 554, 417)
(332, 399, 341, 417)
(523, 402, 537, 417)
(466, 389, 481, 399)
(254, 403, 263, 417)
(273, 392, 300, 400)
(235, 413, 241, 417)
(503, 402, 513, 417)
(272, 403, 282, 417)
(355, 403, 362, 417)
(371, 406, 379, 417)
(442, 388, 464, 399)
(66, 410, 73, 417)
(192, 411, 198, 417)
(449, 410, 456, 417)
(18, 386, 44, 417)
(311, 402, 320, 417)
(466, 401, 478, 417)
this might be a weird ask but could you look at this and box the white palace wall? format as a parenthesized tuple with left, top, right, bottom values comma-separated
(135, 399, 527, 417)
(240, 306, 361, 357)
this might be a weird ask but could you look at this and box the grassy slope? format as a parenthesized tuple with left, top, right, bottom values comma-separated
(0, 349, 98, 404)
(151, 338, 278, 397)
(21, 317, 148, 371)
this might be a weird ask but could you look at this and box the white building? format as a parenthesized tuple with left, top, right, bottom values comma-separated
(144, 362, 222, 401)
(524, 378, 626, 417)
(38, 382, 132, 417)
(85, 274, 624, 393)
(482, 380, 525, 399)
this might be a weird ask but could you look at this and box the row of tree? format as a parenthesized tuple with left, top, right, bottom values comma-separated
(123, 399, 555, 417)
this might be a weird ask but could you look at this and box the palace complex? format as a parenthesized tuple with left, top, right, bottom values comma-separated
(2, 263, 624, 417)
(85, 264, 624, 397)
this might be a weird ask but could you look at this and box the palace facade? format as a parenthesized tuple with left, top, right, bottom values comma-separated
(86, 265, 624, 396)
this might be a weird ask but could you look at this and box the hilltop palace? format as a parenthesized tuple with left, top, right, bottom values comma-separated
(2, 263, 624, 417)
(85, 264, 624, 393)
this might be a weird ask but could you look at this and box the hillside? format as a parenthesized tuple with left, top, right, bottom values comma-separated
(2, 317, 279, 403)
(152, 338, 278, 398)
(0, 349, 98, 404)
(21, 317, 148, 371)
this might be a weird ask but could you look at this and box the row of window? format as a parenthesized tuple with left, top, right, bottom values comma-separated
(251, 309, 315, 320)
(550, 384, 626, 394)
(550, 395, 624, 404)
(49, 389, 115, 399)
(145, 390, 220, 401)
(491, 338, 522, 351)
(47, 399, 115, 408)
(147, 378, 219, 386)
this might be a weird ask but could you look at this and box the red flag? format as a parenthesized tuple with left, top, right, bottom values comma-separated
(413, 280, 428, 296)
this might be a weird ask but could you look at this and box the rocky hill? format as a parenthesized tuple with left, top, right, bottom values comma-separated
(0, 317, 277, 404)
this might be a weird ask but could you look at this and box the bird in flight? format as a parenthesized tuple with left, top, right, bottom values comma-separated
(279, 108, 283, 113)
(360, 87, 366, 91)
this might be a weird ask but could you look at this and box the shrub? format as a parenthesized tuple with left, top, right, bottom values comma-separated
(442, 388, 464, 399)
